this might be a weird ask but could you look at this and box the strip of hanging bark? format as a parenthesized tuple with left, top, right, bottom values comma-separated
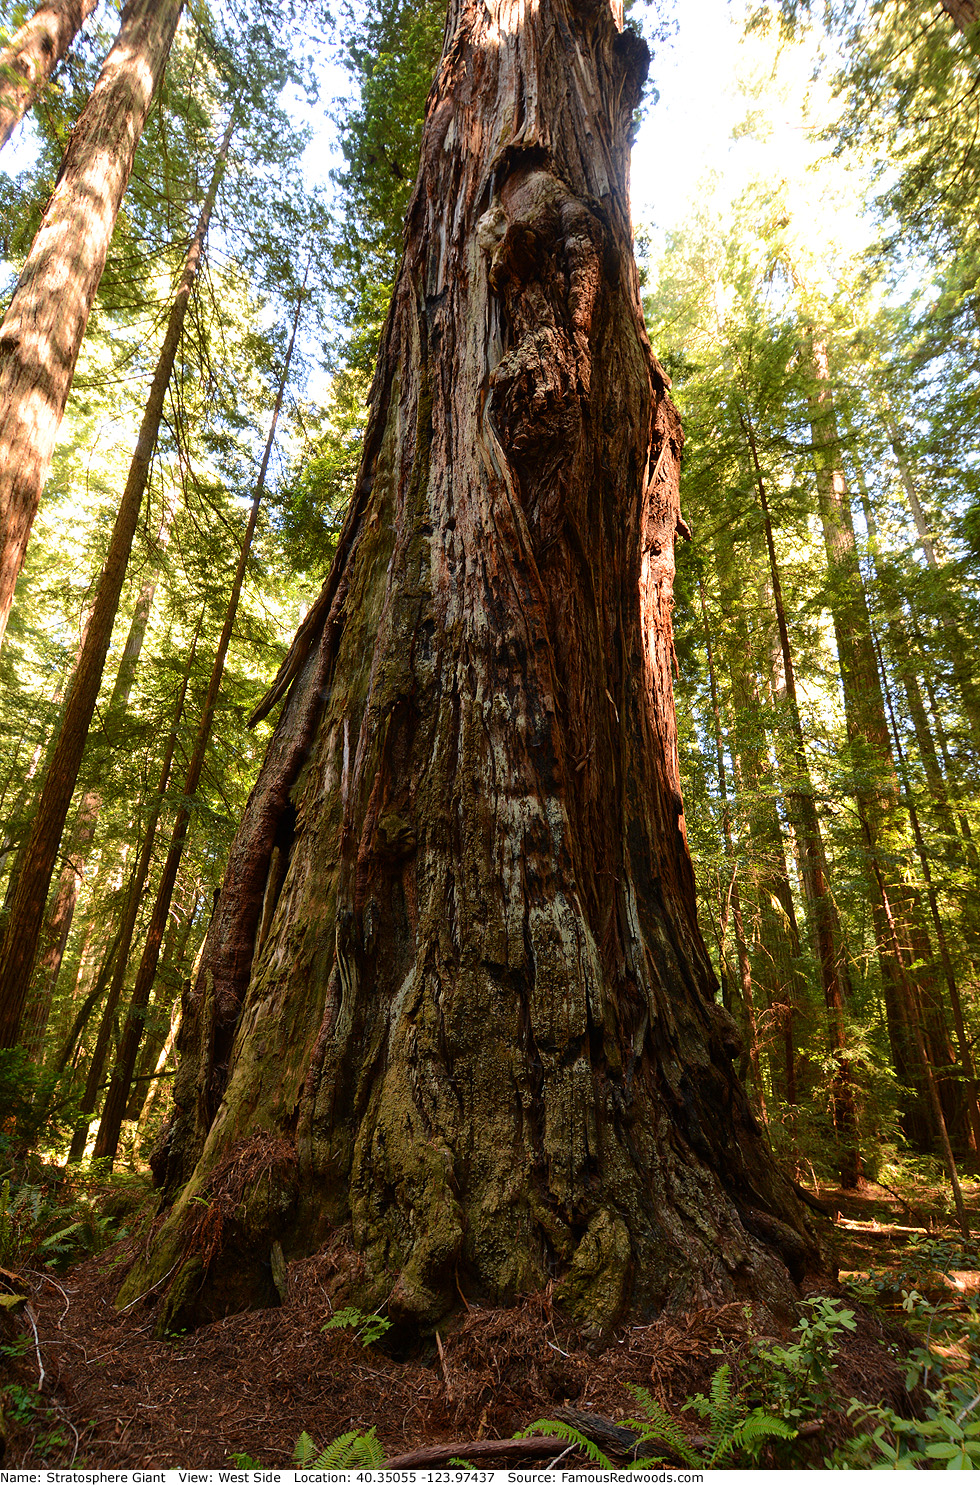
(0, 0, 98, 151)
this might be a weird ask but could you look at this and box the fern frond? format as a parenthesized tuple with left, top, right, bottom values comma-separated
(294, 1431, 316, 1466)
(294, 1427, 386, 1468)
(625, 1385, 701, 1467)
(518, 1419, 613, 1468)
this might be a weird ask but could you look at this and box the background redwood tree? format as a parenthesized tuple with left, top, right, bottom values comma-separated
(124, 0, 818, 1336)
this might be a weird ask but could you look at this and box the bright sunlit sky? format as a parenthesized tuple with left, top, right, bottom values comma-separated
(633, 0, 749, 237)
(2, 0, 876, 377)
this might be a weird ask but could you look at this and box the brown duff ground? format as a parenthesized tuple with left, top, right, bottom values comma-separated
(4, 1178, 978, 1470)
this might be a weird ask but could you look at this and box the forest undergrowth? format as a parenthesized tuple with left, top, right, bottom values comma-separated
(2, 1151, 980, 1469)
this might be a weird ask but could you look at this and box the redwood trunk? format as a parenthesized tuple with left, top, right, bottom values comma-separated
(0, 0, 184, 650)
(22, 497, 176, 1062)
(126, 0, 817, 1336)
(0, 0, 98, 151)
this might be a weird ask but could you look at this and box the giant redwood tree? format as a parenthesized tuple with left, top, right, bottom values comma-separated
(123, 0, 818, 1336)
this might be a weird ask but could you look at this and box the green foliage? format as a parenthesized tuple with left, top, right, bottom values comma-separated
(522, 1367, 797, 1469)
(517, 1419, 619, 1469)
(741, 1296, 857, 1425)
(322, 1305, 393, 1347)
(293, 1427, 385, 1468)
(0, 1167, 135, 1271)
(834, 1351, 980, 1469)
(681, 1366, 798, 1465)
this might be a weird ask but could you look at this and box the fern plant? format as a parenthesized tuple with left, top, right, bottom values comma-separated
(322, 1306, 393, 1348)
(680, 1365, 797, 1465)
(293, 1427, 386, 1467)
(521, 1369, 796, 1470)
(516, 1420, 619, 1468)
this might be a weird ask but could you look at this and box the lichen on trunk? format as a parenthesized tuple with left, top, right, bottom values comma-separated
(125, 0, 820, 1338)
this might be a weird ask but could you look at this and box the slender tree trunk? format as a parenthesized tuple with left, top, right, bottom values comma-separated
(883, 407, 980, 746)
(807, 335, 964, 1148)
(21, 490, 180, 1062)
(68, 618, 200, 1162)
(125, 889, 200, 1122)
(853, 455, 980, 956)
(716, 541, 804, 1106)
(698, 571, 767, 1119)
(869, 617, 980, 1153)
(740, 404, 860, 1187)
(0, 0, 98, 150)
(0, 0, 185, 647)
(0, 115, 233, 1050)
(93, 280, 305, 1164)
(127, 0, 818, 1339)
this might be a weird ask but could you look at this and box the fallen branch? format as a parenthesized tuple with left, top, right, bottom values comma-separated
(381, 1436, 577, 1469)
(836, 1219, 930, 1237)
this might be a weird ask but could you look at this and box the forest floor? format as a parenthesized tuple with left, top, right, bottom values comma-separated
(3, 1174, 979, 1469)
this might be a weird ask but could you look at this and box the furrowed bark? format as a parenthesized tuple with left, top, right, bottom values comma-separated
(128, 0, 819, 1337)
(0, 113, 231, 1051)
(0, 0, 98, 152)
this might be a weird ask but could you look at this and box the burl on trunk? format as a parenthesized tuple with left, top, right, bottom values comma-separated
(124, 0, 818, 1336)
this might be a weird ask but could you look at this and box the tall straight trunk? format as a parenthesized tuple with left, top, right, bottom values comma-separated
(93, 281, 305, 1164)
(697, 571, 766, 1119)
(21, 489, 179, 1063)
(884, 408, 980, 746)
(0, 0, 185, 647)
(806, 334, 962, 1147)
(0, 0, 98, 150)
(869, 618, 980, 1153)
(853, 455, 980, 956)
(67, 617, 200, 1162)
(125, 889, 200, 1122)
(0, 115, 233, 1051)
(127, 0, 818, 1339)
(716, 542, 804, 1106)
(740, 405, 860, 1187)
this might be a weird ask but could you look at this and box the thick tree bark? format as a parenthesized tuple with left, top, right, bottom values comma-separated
(0, 0, 98, 151)
(0, 0, 184, 652)
(0, 115, 231, 1050)
(126, 0, 818, 1336)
